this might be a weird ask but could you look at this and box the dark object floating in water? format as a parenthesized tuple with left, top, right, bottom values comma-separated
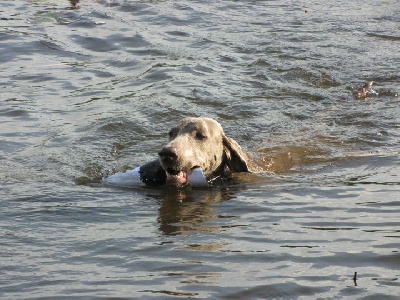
(353, 81, 379, 99)
(69, 0, 79, 7)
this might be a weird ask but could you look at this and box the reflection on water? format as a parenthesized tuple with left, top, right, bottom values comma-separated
(154, 188, 235, 235)
(1, 0, 400, 298)
(256, 145, 330, 173)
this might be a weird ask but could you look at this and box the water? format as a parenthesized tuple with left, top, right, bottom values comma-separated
(1, 0, 399, 298)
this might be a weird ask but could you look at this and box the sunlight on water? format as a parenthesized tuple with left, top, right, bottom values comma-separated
(1, 0, 399, 298)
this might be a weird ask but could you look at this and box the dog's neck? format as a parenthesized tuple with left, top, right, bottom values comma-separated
(209, 153, 231, 179)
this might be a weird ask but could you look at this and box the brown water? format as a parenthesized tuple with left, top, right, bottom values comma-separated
(1, 0, 400, 299)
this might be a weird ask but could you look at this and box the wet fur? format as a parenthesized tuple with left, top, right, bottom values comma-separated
(158, 117, 250, 183)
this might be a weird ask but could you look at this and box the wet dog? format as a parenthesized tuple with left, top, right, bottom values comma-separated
(157, 117, 250, 187)
(103, 117, 251, 188)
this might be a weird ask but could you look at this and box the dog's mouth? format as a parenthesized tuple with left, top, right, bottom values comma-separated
(165, 167, 188, 185)
(166, 168, 184, 176)
(165, 166, 201, 187)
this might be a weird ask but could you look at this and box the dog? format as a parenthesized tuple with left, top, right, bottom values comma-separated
(138, 117, 251, 187)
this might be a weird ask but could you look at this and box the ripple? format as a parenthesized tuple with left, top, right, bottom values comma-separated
(1, 0, 400, 299)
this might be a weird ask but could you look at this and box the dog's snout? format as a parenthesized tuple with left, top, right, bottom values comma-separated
(158, 147, 177, 162)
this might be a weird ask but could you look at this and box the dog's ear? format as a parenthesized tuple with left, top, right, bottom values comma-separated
(223, 136, 250, 172)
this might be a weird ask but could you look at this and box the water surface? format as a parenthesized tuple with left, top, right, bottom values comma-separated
(1, 0, 399, 299)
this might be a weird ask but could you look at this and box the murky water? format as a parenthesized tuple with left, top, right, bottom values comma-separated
(1, 0, 400, 299)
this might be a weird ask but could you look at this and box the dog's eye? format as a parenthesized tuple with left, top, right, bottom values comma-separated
(195, 131, 207, 140)
(168, 127, 179, 139)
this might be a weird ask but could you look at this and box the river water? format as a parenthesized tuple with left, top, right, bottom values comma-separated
(1, 0, 400, 299)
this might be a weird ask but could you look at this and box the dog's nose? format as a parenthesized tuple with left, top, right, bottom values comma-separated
(158, 147, 177, 162)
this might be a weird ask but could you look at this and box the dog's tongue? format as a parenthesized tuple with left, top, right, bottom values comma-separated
(168, 171, 186, 179)
(166, 170, 187, 186)
(166, 168, 208, 187)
